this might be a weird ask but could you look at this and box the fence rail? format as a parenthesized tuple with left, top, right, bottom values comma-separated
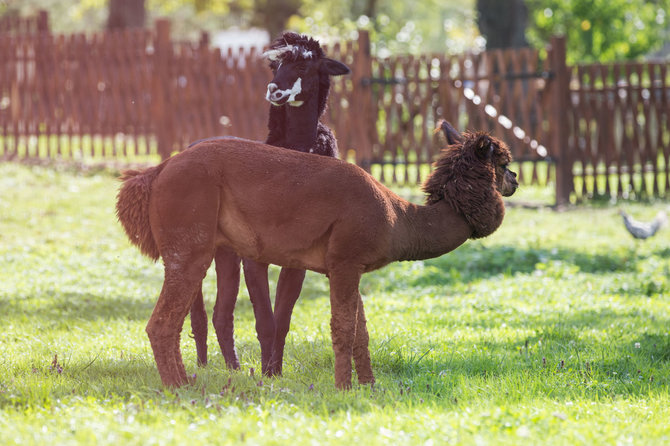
(2, 12, 670, 204)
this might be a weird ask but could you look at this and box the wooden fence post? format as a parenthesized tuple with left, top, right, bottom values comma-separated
(351, 30, 374, 171)
(153, 19, 173, 159)
(548, 36, 572, 206)
(37, 10, 49, 33)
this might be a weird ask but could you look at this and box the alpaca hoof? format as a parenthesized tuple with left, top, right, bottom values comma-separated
(335, 379, 352, 390)
(223, 352, 240, 370)
(195, 349, 208, 367)
(161, 374, 189, 388)
(358, 375, 375, 385)
(225, 360, 240, 370)
(264, 364, 282, 377)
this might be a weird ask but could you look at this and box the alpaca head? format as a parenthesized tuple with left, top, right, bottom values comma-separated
(423, 121, 518, 238)
(471, 132, 518, 197)
(263, 32, 350, 114)
(426, 120, 518, 202)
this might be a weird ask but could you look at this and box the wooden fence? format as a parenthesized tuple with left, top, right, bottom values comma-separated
(566, 62, 670, 200)
(354, 40, 552, 186)
(1, 12, 669, 204)
(0, 20, 267, 162)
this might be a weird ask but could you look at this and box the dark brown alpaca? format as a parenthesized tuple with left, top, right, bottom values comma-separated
(187, 32, 349, 374)
(116, 121, 518, 389)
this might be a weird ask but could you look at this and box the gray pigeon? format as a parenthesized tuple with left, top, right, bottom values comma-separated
(620, 210, 667, 239)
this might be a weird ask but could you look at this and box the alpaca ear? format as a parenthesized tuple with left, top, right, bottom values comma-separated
(320, 58, 351, 76)
(474, 134, 494, 160)
(437, 120, 463, 145)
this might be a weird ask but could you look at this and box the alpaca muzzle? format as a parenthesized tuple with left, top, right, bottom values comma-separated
(266, 78, 303, 106)
(502, 169, 519, 197)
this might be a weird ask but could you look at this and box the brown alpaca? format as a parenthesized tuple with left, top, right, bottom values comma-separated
(116, 122, 518, 389)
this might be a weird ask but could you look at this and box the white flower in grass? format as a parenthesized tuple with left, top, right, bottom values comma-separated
(635, 342, 641, 349)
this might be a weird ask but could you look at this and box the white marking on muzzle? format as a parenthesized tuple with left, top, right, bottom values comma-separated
(266, 78, 303, 105)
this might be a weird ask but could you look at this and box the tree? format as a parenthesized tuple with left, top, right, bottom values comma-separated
(526, 0, 670, 63)
(252, 0, 302, 40)
(476, 0, 528, 49)
(107, 0, 145, 30)
(292, 0, 479, 55)
(150, 0, 304, 41)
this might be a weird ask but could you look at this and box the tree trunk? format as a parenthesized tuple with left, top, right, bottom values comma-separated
(107, 0, 146, 31)
(364, 0, 378, 18)
(476, 0, 528, 49)
(254, 0, 302, 41)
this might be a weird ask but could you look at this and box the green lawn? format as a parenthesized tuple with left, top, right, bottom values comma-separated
(1, 161, 669, 445)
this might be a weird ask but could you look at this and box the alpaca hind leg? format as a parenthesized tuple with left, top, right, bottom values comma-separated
(328, 270, 362, 389)
(267, 267, 306, 376)
(147, 263, 209, 387)
(352, 295, 374, 385)
(242, 259, 275, 375)
(212, 246, 242, 369)
(147, 172, 218, 386)
(190, 288, 209, 366)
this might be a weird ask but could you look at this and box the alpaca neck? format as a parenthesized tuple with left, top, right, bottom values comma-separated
(392, 200, 473, 262)
(267, 96, 320, 151)
(284, 97, 320, 151)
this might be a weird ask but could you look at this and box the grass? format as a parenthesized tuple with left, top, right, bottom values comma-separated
(1, 161, 669, 444)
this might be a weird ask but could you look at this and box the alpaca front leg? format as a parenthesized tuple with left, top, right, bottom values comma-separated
(328, 271, 362, 389)
(212, 247, 242, 369)
(267, 267, 306, 376)
(242, 259, 275, 374)
(190, 288, 208, 366)
(353, 295, 374, 385)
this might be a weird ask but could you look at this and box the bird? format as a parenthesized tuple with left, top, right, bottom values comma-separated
(619, 210, 667, 239)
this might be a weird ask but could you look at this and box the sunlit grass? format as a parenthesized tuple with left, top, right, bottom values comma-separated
(1, 162, 669, 444)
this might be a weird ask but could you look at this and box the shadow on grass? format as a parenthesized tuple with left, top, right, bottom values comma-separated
(0, 291, 155, 322)
(422, 244, 634, 279)
(366, 329, 670, 399)
(362, 243, 667, 292)
(276, 325, 670, 401)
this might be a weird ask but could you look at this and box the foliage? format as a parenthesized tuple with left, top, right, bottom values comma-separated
(526, 0, 670, 63)
(8, 0, 481, 55)
(8, 0, 670, 62)
(1, 162, 670, 444)
(8, 0, 109, 33)
(290, 0, 481, 56)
